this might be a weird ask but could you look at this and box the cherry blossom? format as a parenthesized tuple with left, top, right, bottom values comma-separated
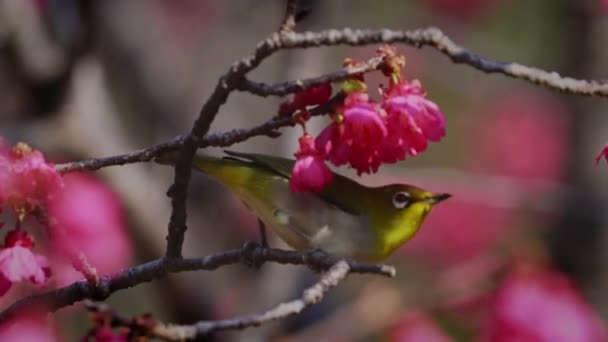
(0, 229, 50, 296)
(290, 134, 333, 192)
(0, 142, 63, 216)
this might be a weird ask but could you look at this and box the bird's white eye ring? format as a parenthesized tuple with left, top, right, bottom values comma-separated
(392, 191, 411, 209)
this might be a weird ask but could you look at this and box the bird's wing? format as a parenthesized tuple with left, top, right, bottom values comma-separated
(249, 172, 372, 255)
(223, 150, 367, 214)
(223, 150, 294, 178)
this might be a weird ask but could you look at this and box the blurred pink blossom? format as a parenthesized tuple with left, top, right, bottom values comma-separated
(390, 311, 451, 342)
(0, 310, 58, 342)
(473, 93, 569, 182)
(483, 269, 607, 342)
(0, 142, 63, 215)
(0, 229, 50, 296)
(48, 173, 131, 286)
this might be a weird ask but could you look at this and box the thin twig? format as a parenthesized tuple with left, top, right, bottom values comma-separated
(236, 56, 384, 97)
(0, 242, 394, 325)
(54, 136, 184, 174)
(279, 0, 298, 33)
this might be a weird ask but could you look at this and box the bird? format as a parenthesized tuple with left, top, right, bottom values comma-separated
(160, 151, 450, 262)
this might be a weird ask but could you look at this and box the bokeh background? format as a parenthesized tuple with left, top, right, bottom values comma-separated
(1, 0, 608, 341)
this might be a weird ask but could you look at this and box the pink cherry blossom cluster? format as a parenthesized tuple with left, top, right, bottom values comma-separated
(286, 46, 446, 192)
(0, 140, 61, 296)
(0, 139, 132, 302)
(0, 138, 132, 339)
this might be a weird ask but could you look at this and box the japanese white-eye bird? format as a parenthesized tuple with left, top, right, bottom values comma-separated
(161, 151, 450, 262)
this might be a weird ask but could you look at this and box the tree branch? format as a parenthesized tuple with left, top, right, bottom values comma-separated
(0, 242, 394, 326)
(54, 136, 184, 174)
(273, 27, 608, 97)
(237, 56, 383, 97)
(54, 93, 344, 174)
(90, 261, 353, 341)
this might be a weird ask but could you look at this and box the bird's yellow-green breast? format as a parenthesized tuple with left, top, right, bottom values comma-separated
(184, 151, 449, 262)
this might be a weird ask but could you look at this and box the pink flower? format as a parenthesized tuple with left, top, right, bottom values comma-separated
(290, 134, 333, 192)
(316, 92, 388, 175)
(595, 144, 608, 164)
(342, 93, 388, 143)
(280, 84, 332, 115)
(292, 83, 332, 109)
(381, 79, 445, 159)
(315, 124, 350, 166)
(0, 310, 58, 342)
(0, 142, 63, 214)
(483, 269, 607, 342)
(0, 230, 50, 296)
(390, 311, 451, 342)
(47, 173, 132, 286)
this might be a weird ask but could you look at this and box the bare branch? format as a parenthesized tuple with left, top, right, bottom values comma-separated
(0, 242, 394, 325)
(83, 261, 353, 341)
(274, 27, 608, 97)
(237, 56, 384, 97)
(54, 136, 184, 174)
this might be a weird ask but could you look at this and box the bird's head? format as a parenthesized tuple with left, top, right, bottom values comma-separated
(366, 183, 451, 259)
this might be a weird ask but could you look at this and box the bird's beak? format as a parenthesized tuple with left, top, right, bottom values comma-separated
(428, 193, 451, 204)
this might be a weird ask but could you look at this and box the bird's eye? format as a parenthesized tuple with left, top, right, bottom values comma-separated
(392, 191, 411, 209)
